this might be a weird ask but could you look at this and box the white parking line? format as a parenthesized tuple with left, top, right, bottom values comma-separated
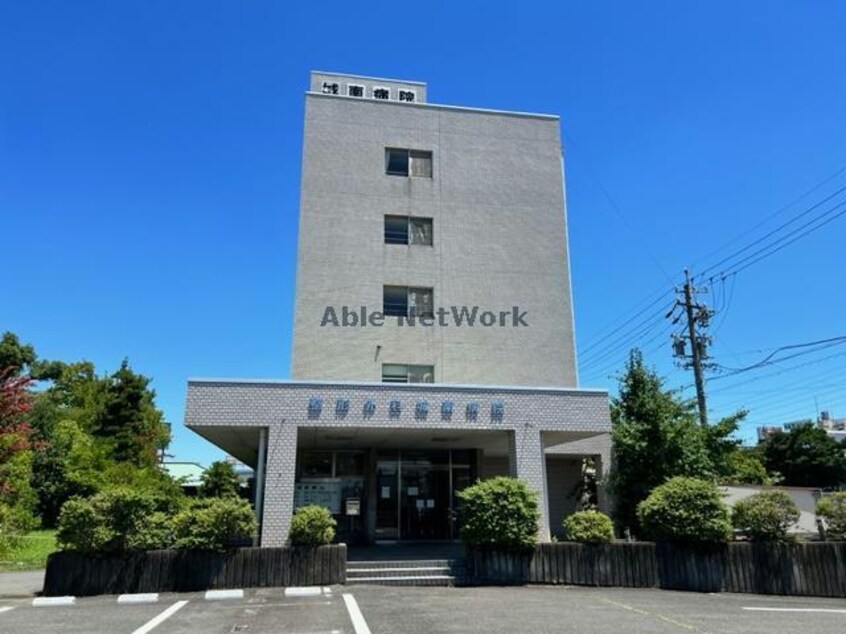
(285, 586, 322, 597)
(204, 589, 244, 601)
(342, 593, 371, 634)
(0, 606, 14, 614)
(32, 596, 76, 607)
(743, 608, 846, 614)
(118, 593, 159, 604)
(132, 600, 189, 634)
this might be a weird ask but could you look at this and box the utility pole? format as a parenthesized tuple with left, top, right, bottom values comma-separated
(671, 269, 713, 426)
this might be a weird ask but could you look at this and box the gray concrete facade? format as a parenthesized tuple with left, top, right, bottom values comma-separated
(183, 71, 612, 546)
(292, 71, 577, 387)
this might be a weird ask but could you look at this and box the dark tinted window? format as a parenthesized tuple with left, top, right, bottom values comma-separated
(386, 149, 409, 175)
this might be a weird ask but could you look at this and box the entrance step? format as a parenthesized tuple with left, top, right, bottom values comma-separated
(346, 559, 466, 587)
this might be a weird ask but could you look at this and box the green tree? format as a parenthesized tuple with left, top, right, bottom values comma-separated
(30, 420, 102, 526)
(609, 350, 743, 533)
(199, 460, 241, 498)
(0, 331, 65, 382)
(724, 447, 772, 485)
(761, 422, 846, 487)
(93, 360, 170, 466)
(0, 332, 36, 376)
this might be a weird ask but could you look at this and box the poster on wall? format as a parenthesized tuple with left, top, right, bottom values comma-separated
(294, 479, 342, 514)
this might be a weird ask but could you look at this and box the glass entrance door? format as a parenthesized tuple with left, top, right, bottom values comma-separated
(375, 449, 477, 541)
(400, 450, 450, 540)
(375, 456, 399, 540)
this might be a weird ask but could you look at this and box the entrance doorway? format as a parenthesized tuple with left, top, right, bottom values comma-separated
(375, 449, 476, 541)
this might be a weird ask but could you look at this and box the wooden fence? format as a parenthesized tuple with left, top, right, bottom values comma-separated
(465, 542, 846, 597)
(43, 545, 347, 597)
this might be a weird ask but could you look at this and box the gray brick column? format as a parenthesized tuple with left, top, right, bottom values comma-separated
(508, 426, 551, 542)
(260, 423, 298, 547)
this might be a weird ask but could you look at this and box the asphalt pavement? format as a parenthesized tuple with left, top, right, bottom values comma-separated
(0, 583, 845, 633)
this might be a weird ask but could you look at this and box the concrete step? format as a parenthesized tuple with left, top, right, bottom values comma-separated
(347, 559, 459, 570)
(345, 559, 466, 586)
(346, 574, 457, 587)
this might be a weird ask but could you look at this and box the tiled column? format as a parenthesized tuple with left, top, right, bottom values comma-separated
(260, 423, 298, 547)
(508, 426, 551, 542)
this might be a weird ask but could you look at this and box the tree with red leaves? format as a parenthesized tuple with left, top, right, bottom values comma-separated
(0, 367, 36, 507)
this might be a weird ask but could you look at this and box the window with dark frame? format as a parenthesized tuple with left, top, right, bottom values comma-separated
(385, 148, 432, 178)
(383, 285, 433, 318)
(381, 364, 435, 384)
(300, 450, 333, 477)
(384, 215, 433, 246)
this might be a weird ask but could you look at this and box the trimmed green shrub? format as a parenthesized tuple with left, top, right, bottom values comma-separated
(172, 497, 257, 551)
(817, 491, 846, 540)
(56, 497, 112, 553)
(288, 505, 337, 546)
(57, 488, 183, 553)
(458, 476, 540, 551)
(731, 491, 800, 541)
(563, 510, 614, 543)
(636, 477, 731, 545)
(128, 512, 175, 550)
(0, 503, 27, 559)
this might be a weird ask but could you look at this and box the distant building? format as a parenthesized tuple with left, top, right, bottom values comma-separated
(820, 411, 846, 443)
(756, 425, 784, 443)
(757, 411, 846, 444)
(162, 461, 206, 495)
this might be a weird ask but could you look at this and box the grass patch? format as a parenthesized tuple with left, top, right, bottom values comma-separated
(0, 530, 57, 571)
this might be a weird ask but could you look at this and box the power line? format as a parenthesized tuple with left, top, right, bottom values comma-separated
(715, 366, 846, 413)
(694, 167, 846, 279)
(696, 185, 846, 280)
(579, 290, 673, 358)
(705, 350, 846, 396)
(579, 300, 674, 370)
(728, 199, 846, 276)
(579, 164, 846, 384)
(712, 336, 846, 376)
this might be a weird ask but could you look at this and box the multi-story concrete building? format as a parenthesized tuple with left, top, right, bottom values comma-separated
(184, 71, 612, 546)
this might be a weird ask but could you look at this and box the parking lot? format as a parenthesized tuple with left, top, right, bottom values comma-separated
(1, 584, 845, 633)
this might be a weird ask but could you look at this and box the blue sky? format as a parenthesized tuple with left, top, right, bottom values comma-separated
(3, 1, 845, 465)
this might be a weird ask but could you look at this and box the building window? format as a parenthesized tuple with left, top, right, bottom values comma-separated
(384, 215, 433, 246)
(301, 450, 333, 477)
(385, 148, 433, 178)
(335, 451, 364, 477)
(347, 83, 364, 98)
(382, 364, 435, 384)
(383, 285, 433, 318)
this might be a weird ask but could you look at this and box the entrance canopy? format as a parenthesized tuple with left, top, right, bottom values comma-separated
(184, 378, 612, 546)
